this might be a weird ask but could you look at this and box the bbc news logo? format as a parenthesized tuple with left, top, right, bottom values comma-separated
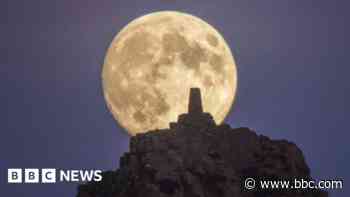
(8, 169, 102, 183)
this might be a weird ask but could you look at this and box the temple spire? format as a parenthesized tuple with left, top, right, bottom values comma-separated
(188, 88, 203, 114)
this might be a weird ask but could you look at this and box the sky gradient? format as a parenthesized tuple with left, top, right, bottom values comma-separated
(1, 0, 349, 196)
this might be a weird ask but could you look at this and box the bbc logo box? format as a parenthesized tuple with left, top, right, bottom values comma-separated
(41, 169, 56, 183)
(8, 168, 56, 183)
(7, 169, 22, 183)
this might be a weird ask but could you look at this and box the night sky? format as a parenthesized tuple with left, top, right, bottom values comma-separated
(1, 1, 348, 196)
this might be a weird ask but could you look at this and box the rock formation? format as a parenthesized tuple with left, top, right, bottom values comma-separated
(77, 88, 327, 197)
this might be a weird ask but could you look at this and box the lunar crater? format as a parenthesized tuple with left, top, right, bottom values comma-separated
(206, 33, 219, 47)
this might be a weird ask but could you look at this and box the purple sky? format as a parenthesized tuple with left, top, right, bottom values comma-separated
(1, 0, 349, 196)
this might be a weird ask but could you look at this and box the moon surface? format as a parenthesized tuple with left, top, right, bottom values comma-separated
(102, 11, 237, 136)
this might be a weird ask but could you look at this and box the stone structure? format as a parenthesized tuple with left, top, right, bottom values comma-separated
(77, 88, 327, 197)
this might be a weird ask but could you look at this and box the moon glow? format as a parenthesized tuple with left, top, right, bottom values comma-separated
(102, 11, 237, 136)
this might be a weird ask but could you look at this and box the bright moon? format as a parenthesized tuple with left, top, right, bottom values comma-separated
(102, 11, 237, 136)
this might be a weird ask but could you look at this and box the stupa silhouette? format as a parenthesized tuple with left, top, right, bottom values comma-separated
(169, 88, 216, 130)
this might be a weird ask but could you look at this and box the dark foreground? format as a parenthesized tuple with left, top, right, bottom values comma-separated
(77, 88, 327, 197)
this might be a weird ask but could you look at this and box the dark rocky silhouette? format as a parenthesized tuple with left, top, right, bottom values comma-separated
(77, 88, 327, 197)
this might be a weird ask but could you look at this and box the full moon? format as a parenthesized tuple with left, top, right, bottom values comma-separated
(102, 11, 237, 136)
